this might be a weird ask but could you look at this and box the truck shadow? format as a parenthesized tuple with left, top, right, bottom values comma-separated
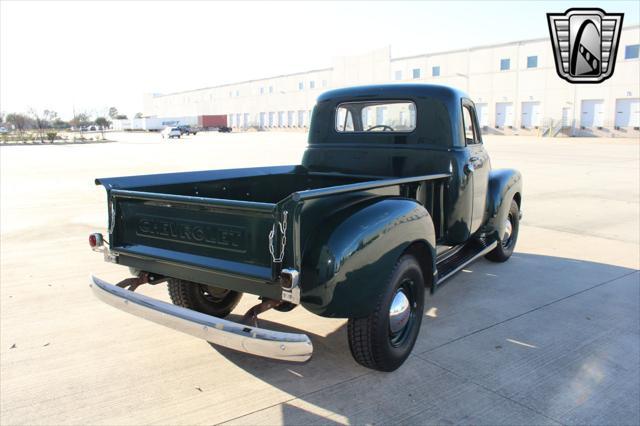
(209, 253, 638, 425)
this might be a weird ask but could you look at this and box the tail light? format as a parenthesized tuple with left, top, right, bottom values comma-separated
(89, 233, 104, 249)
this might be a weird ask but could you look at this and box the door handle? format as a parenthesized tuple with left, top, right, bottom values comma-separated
(470, 156, 483, 167)
(464, 162, 475, 174)
(465, 157, 482, 174)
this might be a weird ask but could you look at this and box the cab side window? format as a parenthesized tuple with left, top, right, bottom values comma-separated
(462, 105, 479, 145)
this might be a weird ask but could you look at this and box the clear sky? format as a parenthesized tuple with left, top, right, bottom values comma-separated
(1, 0, 639, 119)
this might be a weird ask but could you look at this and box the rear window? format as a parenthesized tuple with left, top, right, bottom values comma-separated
(335, 101, 416, 133)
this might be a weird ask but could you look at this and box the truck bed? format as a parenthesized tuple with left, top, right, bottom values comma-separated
(131, 170, 371, 203)
(97, 165, 448, 299)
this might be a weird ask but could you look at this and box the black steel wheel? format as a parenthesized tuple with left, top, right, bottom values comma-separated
(168, 279, 242, 318)
(485, 199, 520, 262)
(347, 254, 425, 372)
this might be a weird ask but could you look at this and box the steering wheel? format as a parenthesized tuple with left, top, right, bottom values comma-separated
(365, 125, 394, 132)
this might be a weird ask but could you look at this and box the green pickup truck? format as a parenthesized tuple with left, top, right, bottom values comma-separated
(90, 84, 522, 372)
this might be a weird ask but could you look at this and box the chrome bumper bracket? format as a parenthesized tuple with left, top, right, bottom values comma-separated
(89, 275, 313, 362)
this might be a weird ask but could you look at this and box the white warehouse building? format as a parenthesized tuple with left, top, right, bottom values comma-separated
(143, 25, 640, 137)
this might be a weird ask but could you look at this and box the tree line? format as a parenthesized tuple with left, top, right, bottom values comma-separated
(0, 106, 143, 132)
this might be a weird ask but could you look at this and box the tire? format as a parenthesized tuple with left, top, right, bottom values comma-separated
(274, 302, 297, 312)
(168, 279, 242, 318)
(485, 199, 520, 262)
(347, 254, 425, 372)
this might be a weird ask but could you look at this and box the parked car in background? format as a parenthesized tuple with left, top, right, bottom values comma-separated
(176, 125, 198, 136)
(161, 127, 181, 139)
(0, 127, 9, 134)
(218, 126, 232, 133)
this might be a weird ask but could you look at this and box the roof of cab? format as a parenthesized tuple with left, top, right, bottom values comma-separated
(316, 83, 468, 104)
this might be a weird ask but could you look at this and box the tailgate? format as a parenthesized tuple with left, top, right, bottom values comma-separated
(109, 189, 276, 281)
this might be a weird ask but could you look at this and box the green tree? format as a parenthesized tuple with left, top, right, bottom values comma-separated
(95, 117, 110, 138)
(6, 113, 31, 135)
(134, 112, 143, 119)
(95, 117, 110, 129)
(52, 118, 69, 129)
(108, 107, 118, 119)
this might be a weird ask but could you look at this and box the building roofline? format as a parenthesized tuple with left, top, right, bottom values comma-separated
(154, 67, 333, 98)
(391, 24, 640, 62)
(152, 24, 639, 98)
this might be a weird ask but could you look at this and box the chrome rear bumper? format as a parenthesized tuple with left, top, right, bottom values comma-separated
(89, 275, 313, 362)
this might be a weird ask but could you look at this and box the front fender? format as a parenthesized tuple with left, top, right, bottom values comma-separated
(484, 169, 523, 240)
(300, 198, 436, 318)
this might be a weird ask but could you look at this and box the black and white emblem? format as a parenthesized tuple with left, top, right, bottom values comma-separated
(547, 8, 623, 83)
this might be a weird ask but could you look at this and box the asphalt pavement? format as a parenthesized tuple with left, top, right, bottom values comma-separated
(1, 131, 638, 425)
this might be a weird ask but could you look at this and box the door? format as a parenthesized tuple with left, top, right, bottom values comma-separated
(495, 102, 513, 128)
(615, 98, 640, 128)
(259, 112, 266, 128)
(475, 103, 488, 127)
(462, 101, 490, 234)
(521, 102, 541, 128)
(581, 99, 604, 128)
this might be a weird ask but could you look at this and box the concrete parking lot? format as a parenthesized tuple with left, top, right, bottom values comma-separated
(1, 131, 638, 425)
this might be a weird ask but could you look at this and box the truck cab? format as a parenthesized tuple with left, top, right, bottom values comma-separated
(90, 84, 522, 372)
(304, 84, 495, 245)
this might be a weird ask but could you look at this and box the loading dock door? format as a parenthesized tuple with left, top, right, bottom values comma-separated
(495, 102, 514, 127)
(615, 99, 640, 128)
(521, 102, 541, 128)
(476, 103, 488, 127)
(581, 100, 604, 128)
(561, 107, 570, 127)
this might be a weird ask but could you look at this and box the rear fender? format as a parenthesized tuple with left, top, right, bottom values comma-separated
(484, 169, 523, 240)
(300, 198, 436, 318)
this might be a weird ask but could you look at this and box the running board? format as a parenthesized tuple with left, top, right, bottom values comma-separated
(436, 239, 497, 285)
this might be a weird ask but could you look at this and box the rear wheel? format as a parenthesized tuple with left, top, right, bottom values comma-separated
(168, 279, 242, 318)
(485, 199, 520, 262)
(347, 254, 425, 372)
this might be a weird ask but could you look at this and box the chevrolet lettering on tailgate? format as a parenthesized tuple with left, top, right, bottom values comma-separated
(137, 216, 246, 252)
